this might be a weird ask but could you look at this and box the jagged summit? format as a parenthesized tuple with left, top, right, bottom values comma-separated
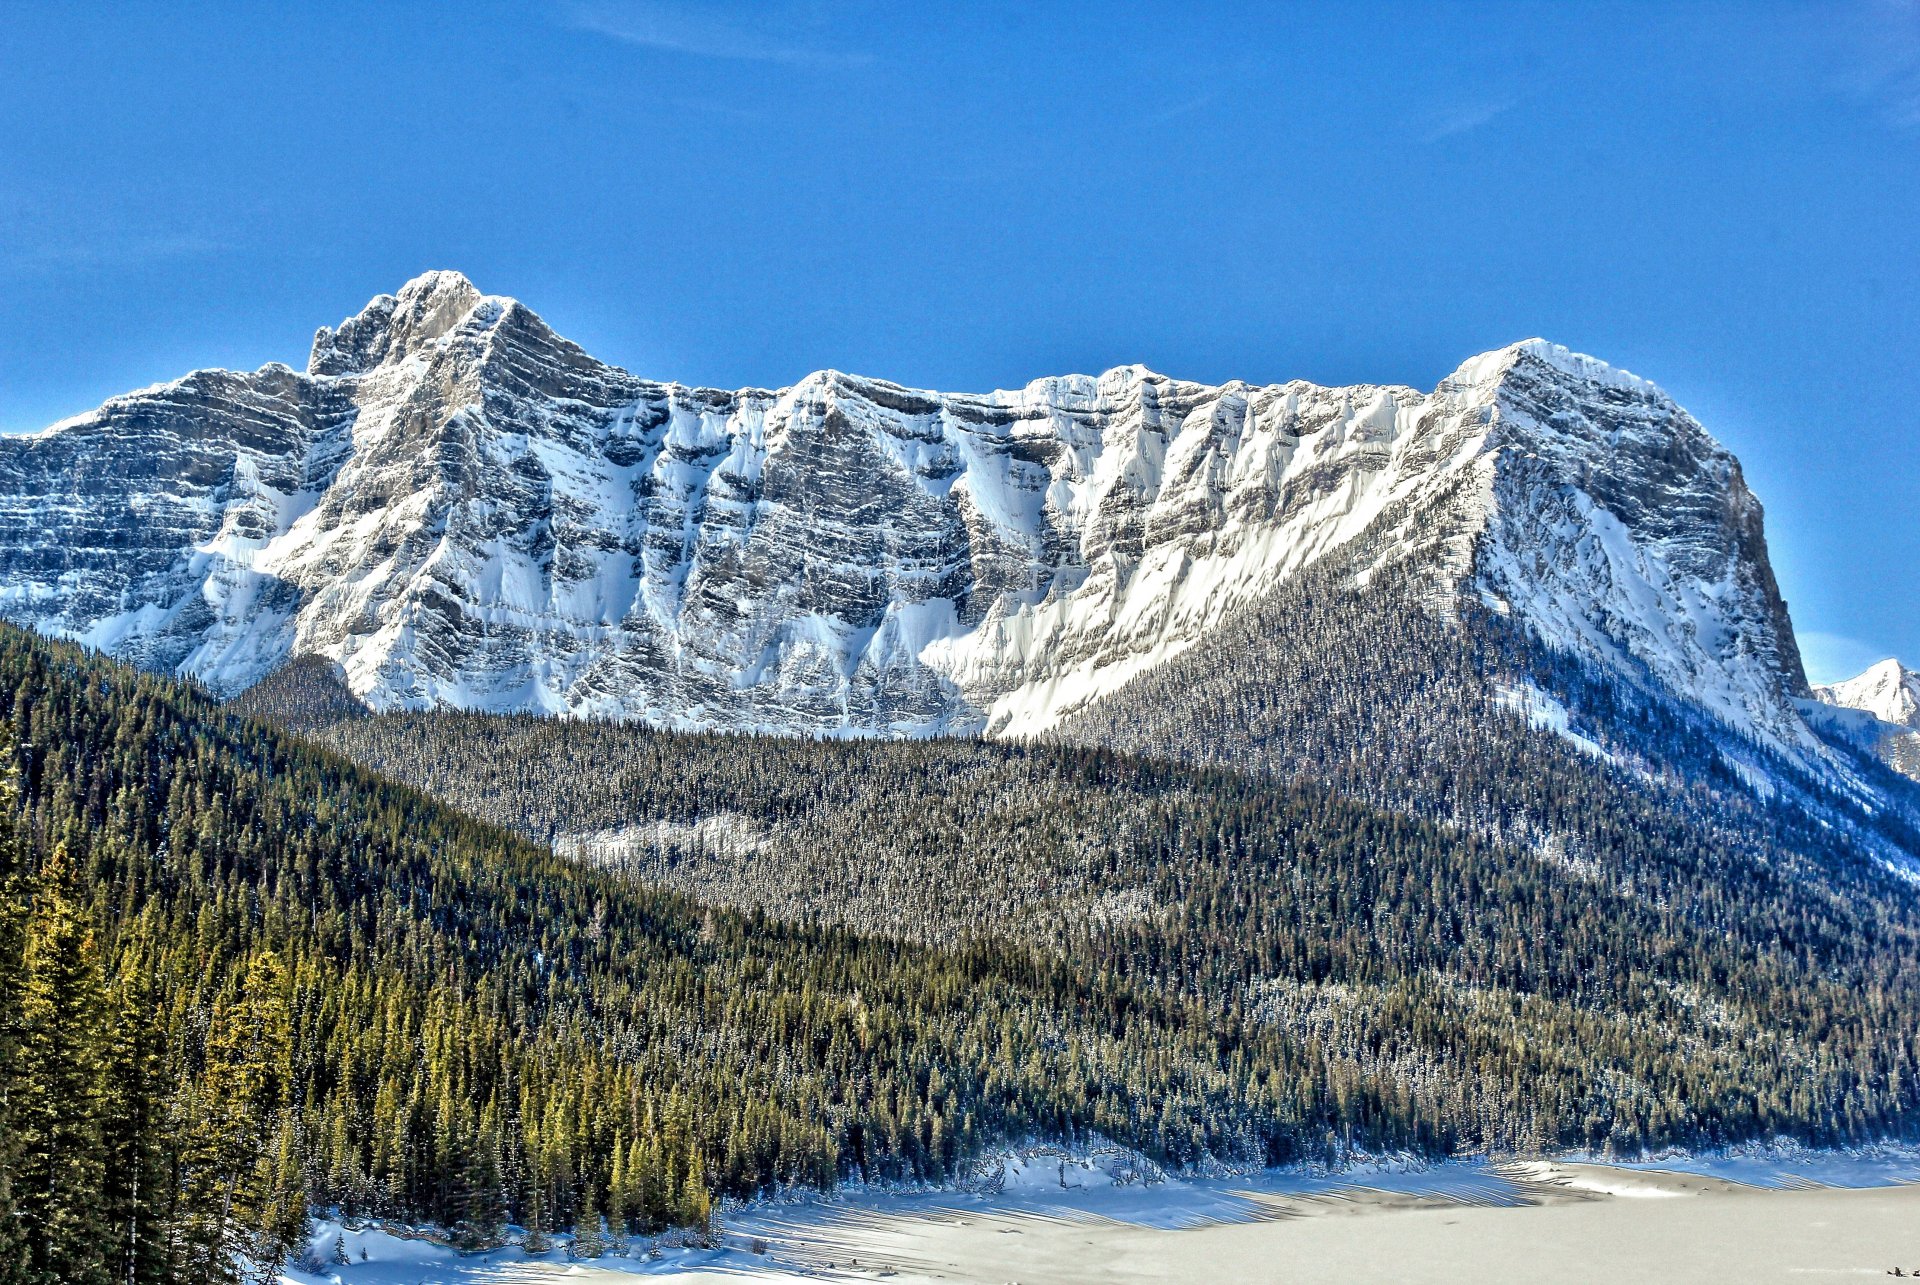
(308, 269, 500, 377)
(0, 273, 1811, 761)
(308, 275, 1630, 415)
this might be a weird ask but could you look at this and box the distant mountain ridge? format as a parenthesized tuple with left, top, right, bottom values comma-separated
(1817, 659, 1920, 780)
(1819, 659, 1920, 730)
(0, 270, 1816, 760)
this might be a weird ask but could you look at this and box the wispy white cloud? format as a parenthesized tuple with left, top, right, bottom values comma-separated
(562, 0, 873, 69)
(0, 230, 224, 275)
(1799, 630, 1897, 686)
(1419, 97, 1518, 144)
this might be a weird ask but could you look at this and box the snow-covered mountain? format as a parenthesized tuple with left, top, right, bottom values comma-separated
(1818, 659, 1920, 730)
(1816, 659, 1920, 780)
(0, 271, 1810, 747)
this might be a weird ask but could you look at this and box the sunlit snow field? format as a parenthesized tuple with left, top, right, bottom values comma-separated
(281, 1144, 1920, 1285)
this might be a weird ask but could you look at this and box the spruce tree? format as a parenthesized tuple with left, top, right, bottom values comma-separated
(522, 1186, 551, 1255)
(464, 1137, 506, 1252)
(569, 1183, 604, 1259)
(100, 974, 176, 1285)
(677, 1149, 712, 1243)
(605, 1138, 631, 1244)
(15, 845, 111, 1285)
(256, 1115, 311, 1273)
(177, 952, 300, 1285)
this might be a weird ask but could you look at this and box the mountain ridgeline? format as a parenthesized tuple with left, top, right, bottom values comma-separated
(0, 271, 1813, 754)
(1818, 659, 1920, 780)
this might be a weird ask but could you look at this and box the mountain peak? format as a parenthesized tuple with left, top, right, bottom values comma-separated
(1817, 658, 1920, 730)
(1858, 657, 1911, 684)
(1444, 339, 1665, 399)
(308, 269, 499, 377)
(396, 267, 481, 302)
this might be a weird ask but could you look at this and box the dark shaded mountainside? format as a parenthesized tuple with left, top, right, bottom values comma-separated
(241, 530, 1920, 954)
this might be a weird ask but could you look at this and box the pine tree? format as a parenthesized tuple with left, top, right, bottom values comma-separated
(569, 1182, 604, 1259)
(522, 1185, 551, 1255)
(15, 845, 111, 1285)
(464, 1136, 507, 1252)
(677, 1149, 712, 1244)
(176, 952, 299, 1285)
(255, 1115, 311, 1274)
(604, 1137, 631, 1244)
(100, 973, 176, 1285)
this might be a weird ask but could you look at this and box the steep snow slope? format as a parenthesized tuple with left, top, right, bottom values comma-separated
(0, 271, 1809, 747)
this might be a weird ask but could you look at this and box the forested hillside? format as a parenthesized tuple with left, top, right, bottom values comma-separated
(256, 623, 1920, 1150)
(0, 626, 1292, 1281)
(6, 601, 1920, 1281)
(267, 562, 1920, 959)
(1067, 558, 1920, 859)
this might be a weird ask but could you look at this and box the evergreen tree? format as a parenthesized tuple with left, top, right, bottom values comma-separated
(523, 1186, 551, 1255)
(677, 1149, 712, 1243)
(464, 1136, 507, 1252)
(604, 1138, 631, 1243)
(569, 1183, 604, 1259)
(256, 1116, 311, 1274)
(15, 845, 111, 1285)
(100, 974, 176, 1285)
(177, 953, 301, 1285)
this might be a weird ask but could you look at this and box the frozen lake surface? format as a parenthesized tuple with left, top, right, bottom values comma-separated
(282, 1144, 1920, 1284)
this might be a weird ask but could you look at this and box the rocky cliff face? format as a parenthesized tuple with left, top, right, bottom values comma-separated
(0, 271, 1811, 747)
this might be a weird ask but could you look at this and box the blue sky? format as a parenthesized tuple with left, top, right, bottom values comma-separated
(1, 0, 1914, 680)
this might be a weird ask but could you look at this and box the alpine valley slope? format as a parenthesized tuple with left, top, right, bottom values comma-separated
(0, 271, 1814, 756)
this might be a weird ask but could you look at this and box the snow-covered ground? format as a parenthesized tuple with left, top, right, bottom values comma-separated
(278, 1143, 1920, 1284)
(1601, 1138, 1920, 1189)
